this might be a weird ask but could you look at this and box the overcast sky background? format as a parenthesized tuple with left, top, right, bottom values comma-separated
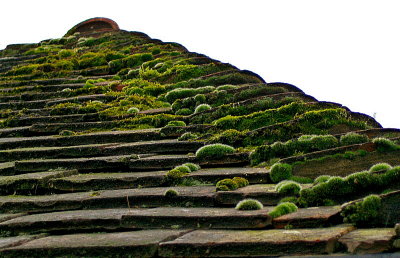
(1, 0, 399, 128)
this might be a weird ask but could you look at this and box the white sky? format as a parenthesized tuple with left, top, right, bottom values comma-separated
(1, 0, 399, 128)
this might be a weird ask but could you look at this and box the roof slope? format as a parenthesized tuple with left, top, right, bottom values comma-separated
(0, 18, 399, 257)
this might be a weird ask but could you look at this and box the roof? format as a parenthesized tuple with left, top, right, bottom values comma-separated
(0, 17, 399, 257)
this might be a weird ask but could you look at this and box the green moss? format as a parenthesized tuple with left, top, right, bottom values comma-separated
(216, 178, 238, 191)
(369, 163, 392, 173)
(372, 137, 399, 152)
(232, 177, 249, 188)
(166, 168, 188, 180)
(275, 181, 302, 195)
(235, 199, 263, 210)
(195, 144, 235, 159)
(269, 163, 293, 183)
(209, 129, 247, 147)
(164, 189, 179, 197)
(183, 163, 201, 172)
(127, 107, 140, 114)
(340, 132, 369, 146)
(194, 104, 211, 114)
(314, 175, 332, 184)
(269, 202, 298, 218)
(175, 108, 192, 116)
(341, 194, 381, 227)
(166, 120, 186, 127)
(177, 132, 198, 141)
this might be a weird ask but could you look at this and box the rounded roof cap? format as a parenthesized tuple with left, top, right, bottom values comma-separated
(65, 17, 120, 37)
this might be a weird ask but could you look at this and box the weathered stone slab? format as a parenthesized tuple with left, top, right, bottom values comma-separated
(0, 207, 271, 235)
(272, 206, 342, 229)
(339, 228, 396, 254)
(1, 139, 197, 162)
(0, 186, 216, 213)
(0, 235, 44, 250)
(0, 213, 26, 223)
(0, 127, 31, 138)
(0, 162, 15, 176)
(0, 143, 119, 162)
(45, 94, 116, 106)
(129, 153, 249, 171)
(0, 169, 78, 194)
(216, 184, 312, 206)
(14, 155, 131, 173)
(49, 171, 166, 191)
(158, 225, 355, 257)
(0, 129, 161, 150)
(0, 230, 188, 257)
(16, 113, 101, 126)
(129, 155, 197, 171)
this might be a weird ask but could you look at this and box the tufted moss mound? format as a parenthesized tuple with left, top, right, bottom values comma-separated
(195, 144, 235, 159)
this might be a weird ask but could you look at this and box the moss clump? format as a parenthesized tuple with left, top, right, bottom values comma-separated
(340, 132, 369, 146)
(174, 165, 191, 174)
(166, 120, 186, 127)
(275, 181, 302, 195)
(235, 199, 263, 210)
(250, 134, 339, 165)
(166, 168, 188, 180)
(314, 175, 332, 184)
(269, 163, 293, 183)
(175, 108, 192, 116)
(232, 177, 249, 188)
(59, 130, 75, 136)
(341, 194, 382, 227)
(369, 163, 392, 173)
(269, 202, 298, 218)
(177, 132, 198, 141)
(183, 163, 201, 172)
(278, 196, 298, 204)
(127, 107, 140, 114)
(195, 144, 235, 159)
(209, 129, 247, 147)
(372, 137, 399, 152)
(164, 189, 179, 197)
(216, 179, 238, 191)
(194, 104, 211, 114)
(165, 86, 215, 103)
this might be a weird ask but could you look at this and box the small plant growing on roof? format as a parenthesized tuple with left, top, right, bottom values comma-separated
(178, 132, 198, 141)
(268, 202, 298, 218)
(216, 179, 238, 191)
(341, 194, 382, 227)
(232, 177, 249, 188)
(340, 132, 369, 146)
(166, 120, 186, 127)
(127, 107, 140, 114)
(175, 108, 192, 116)
(269, 163, 293, 183)
(59, 130, 75, 136)
(278, 196, 298, 204)
(166, 168, 188, 180)
(275, 181, 302, 195)
(183, 163, 201, 172)
(174, 165, 191, 174)
(194, 104, 211, 114)
(195, 143, 235, 159)
(235, 199, 263, 210)
(164, 189, 179, 197)
(369, 163, 392, 173)
(372, 137, 399, 152)
(314, 175, 332, 184)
